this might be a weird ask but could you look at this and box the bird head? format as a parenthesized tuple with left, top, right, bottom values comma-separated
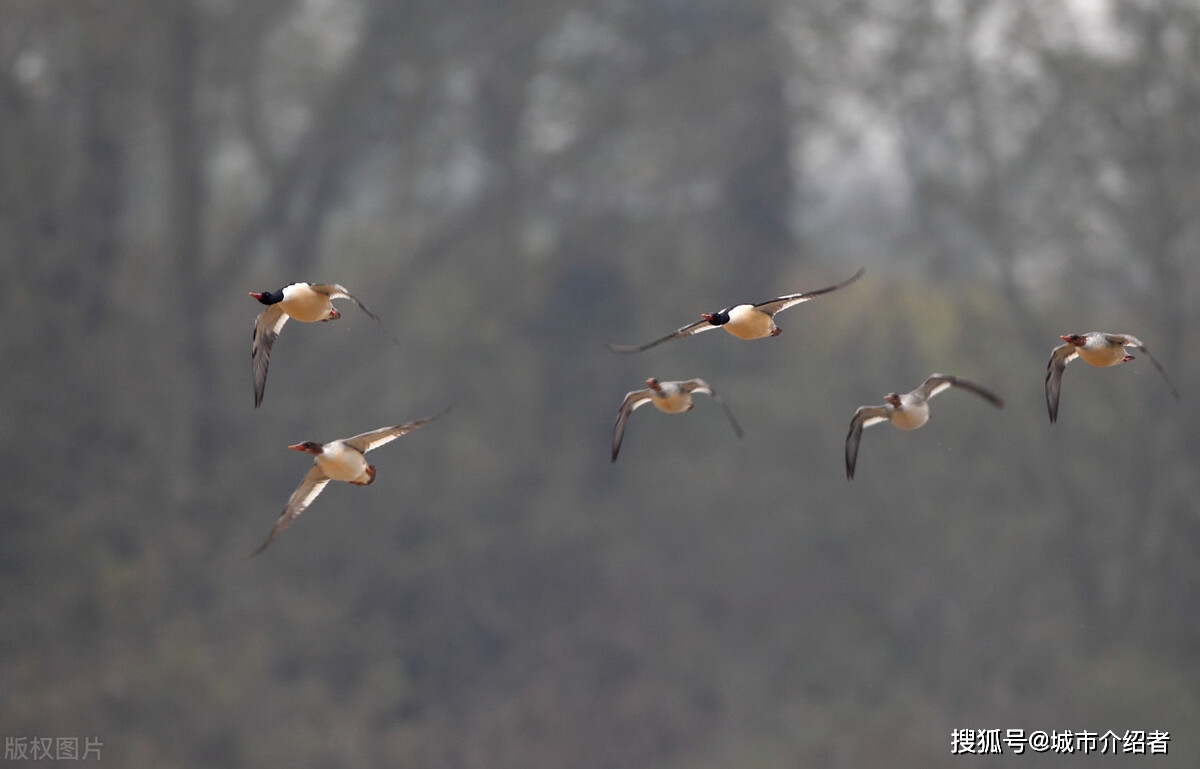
(249, 289, 283, 305)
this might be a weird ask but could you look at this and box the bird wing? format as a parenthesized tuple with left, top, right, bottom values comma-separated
(1045, 343, 1079, 424)
(918, 374, 1004, 408)
(251, 304, 289, 408)
(342, 406, 451, 454)
(250, 465, 330, 556)
(1106, 334, 1180, 400)
(681, 379, 745, 439)
(312, 282, 406, 346)
(611, 389, 654, 462)
(751, 266, 866, 317)
(845, 404, 890, 480)
(1105, 332, 1142, 349)
(606, 318, 722, 354)
(311, 283, 381, 321)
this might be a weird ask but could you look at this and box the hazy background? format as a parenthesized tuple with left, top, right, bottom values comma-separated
(3, 0, 1199, 766)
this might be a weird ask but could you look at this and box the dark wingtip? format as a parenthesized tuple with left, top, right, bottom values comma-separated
(839, 266, 866, 288)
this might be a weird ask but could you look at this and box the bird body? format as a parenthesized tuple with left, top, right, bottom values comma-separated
(705, 303, 779, 340)
(641, 379, 702, 414)
(253, 282, 347, 323)
(845, 374, 1003, 479)
(611, 378, 743, 462)
(303, 440, 376, 485)
(882, 393, 930, 431)
(1045, 332, 1179, 423)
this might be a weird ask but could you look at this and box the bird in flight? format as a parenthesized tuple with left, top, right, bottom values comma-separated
(1045, 332, 1179, 423)
(249, 282, 389, 408)
(611, 378, 743, 462)
(845, 374, 1003, 480)
(250, 407, 449, 556)
(606, 267, 865, 354)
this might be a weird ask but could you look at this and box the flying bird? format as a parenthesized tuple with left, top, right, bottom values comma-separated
(250, 407, 449, 556)
(612, 378, 743, 462)
(250, 282, 389, 407)
(845, 374, 1003, 480)
(606, 267, 865, 354)
(1045, 332, 1180, 423)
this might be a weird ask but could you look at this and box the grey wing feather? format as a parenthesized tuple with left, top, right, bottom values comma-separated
(314, 282, 406, 346)
(252, 305, 289, 408)
(1045, 344, 1078, 424)
(1109, 335, 1181, 400)
(845, 404, 889, 481)
(1105, 333, 1141, 348)
(611, 390, 654, 462)
(250, 465, 330, 556)
(752, 266, 866, 317)
(606, 318, 721, 354)
(920, 374, 1004, 408)
(682, 379, 744, 439)
(343, 406, 451, 454)
(314, 283, 381, 322)
(917, 374, 956, 400)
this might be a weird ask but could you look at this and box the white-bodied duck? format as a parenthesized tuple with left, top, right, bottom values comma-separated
(1045, 332, 1180, 423)
(845, 374, 1003, 480)
(250, 282, 386, 407)
(250, 407, 449, 556)
(607, 267, 865, 354)
(612, 378, 743, 462)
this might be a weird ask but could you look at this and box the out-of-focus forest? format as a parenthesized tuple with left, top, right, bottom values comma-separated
(2, 0, 1198, 766)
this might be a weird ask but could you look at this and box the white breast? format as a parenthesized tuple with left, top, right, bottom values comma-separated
(315, 442, 370, 482)
(889, 401, 930, 430)
(722, 305, 774, 340)
(280, 284, 335, 323)
(1076, 342, 1125, 368)
(651, 387, 693, 414)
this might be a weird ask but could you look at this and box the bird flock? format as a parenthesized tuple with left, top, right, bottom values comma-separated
(247, 272, 1181, 555)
